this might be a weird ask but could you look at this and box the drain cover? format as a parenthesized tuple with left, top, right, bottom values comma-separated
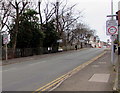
(89, 74, 110, 83)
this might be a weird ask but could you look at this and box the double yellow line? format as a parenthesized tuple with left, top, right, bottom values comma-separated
(33, 51, 106, 93)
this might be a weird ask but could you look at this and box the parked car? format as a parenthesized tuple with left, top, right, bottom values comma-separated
(58, 47, 63, 52)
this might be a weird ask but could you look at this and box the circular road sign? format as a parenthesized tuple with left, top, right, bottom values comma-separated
(108, 26, 117, 35)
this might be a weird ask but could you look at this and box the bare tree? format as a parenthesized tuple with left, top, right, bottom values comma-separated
(68, 22, 97, 48)
(26, 0, 97, 48)
(0, 0, 12, 32)
(37, 0, 83, 46)
(52, 0, 83, 46)
(8, 0, 29, 57)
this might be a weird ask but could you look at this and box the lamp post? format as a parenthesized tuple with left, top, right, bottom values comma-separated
(38, 0, 42, 3)
(56, 0, 59, 33)
(56, 0, 60, 51)
(111, 0, 114, 65)
(38, 0, 42, 28)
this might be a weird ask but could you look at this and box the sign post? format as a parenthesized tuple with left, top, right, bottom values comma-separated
(106, 19, 118, 65)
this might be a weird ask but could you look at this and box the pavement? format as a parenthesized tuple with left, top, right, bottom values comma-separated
(115, 53, 120, 92)
(52, 50, 119, 92)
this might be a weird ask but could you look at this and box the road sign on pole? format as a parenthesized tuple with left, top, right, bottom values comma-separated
(3, 34, 9, 44)
(106, 20, 118, 35)
(106, 0, 118, 65)
(108, 26, 117, 34)
(106, 19, 118, 65)
(3, 34, 8, 61)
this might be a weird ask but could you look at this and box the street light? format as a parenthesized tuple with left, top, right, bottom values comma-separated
(38, 0, 42, 3)
(107, 15, 117, 17)
(56, 0, 59, 2)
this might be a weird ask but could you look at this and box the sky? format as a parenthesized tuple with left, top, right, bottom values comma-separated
(67, 0, 119, 42)
(46, 0, 119, 42)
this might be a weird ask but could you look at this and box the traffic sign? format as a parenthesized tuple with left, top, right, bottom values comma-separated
(108, 26, 117, 35)
(3, 34, 9, 44)
(106, 20, 118, 35)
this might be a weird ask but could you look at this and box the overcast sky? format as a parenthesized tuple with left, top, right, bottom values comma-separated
(67, 0, 119, 42)
(46, 0, 119, 42)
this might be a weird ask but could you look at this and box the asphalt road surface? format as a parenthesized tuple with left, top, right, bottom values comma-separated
(2, 48, 105, 91)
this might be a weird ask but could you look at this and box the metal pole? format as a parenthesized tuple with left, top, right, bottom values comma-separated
(5, 43, 8, 61)
(118, 2, 120, 55)
(56, 1, 59, 33)
(111, 0, 113, 16)
(111, 0, 115, 65)
(111, 35, 114, 64)
(56, 0, 60, 51)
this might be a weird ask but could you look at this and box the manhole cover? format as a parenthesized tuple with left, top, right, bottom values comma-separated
(89, 74, 110, 83)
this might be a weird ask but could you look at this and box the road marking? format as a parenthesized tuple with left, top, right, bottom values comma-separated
(33, 51, 106, 92)
(29, 61, 47, 66)
(2, 68, 17, 72)
(30, 58, 34, 60)
(40, 61, 47, 63)
(3, 70, 9, 72)
(3, 61, 47, 72)
(32, 74, 67, 93)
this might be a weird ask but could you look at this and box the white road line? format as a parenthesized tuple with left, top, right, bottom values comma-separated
(2, 61, 47, 72)
(3, 70, 9, 72)
(28, 61, 47, 66)
(40, 61, 47, 63)
(3, 68, 17, 72)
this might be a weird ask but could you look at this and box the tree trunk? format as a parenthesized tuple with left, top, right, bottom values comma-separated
(12, 8, 19, 58)
(81, 42, 83, 48)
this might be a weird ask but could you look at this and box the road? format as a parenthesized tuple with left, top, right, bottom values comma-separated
(2, 48, 105, 91)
